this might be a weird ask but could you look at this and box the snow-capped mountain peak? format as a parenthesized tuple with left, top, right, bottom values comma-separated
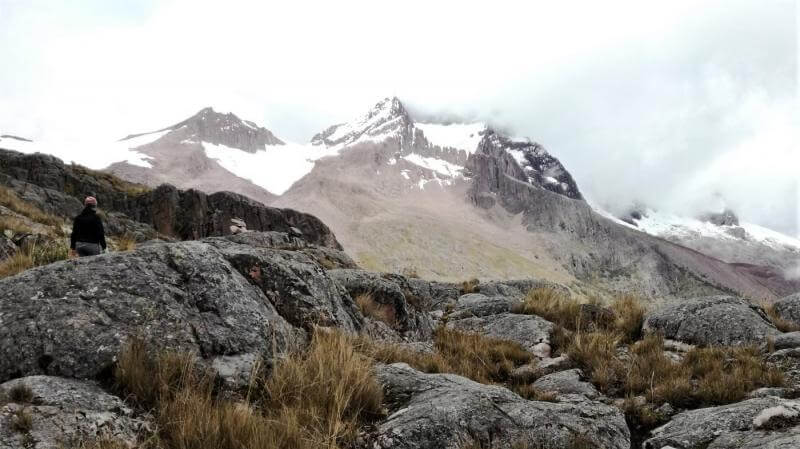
(474, 129, 583, 200)
(120, 106, 285, 153)
(311, 97, 412, 148)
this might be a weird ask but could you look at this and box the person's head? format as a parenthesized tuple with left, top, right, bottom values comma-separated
(84, 196, 97, 210)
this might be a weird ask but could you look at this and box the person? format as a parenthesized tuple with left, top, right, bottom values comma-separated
(70, 196, 107, 258)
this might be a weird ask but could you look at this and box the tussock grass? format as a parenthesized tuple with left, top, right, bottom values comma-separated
(8, 383, 34, 404)
(11, 407, 33, 433)
(113, 232, 137, 252)
(355, 293, 396, 326)
(0, 239, 69, 279)
(0, 185, 64, 228)
(0, 215, 33, 235)
(461, 278, 480, 294)
(513, 288, 585, 330)
(358, 328, 531, 386)
(762, 300, 800, 332)
(115, 330, 383, 449)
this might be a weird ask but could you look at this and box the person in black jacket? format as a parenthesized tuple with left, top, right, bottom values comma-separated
(70, 196, 107, 258)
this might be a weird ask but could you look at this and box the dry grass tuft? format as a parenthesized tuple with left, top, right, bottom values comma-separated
(0, 215, 33, 235)
(0, 239, 70, 279)
(115, 330, 383, 449)
(8, 383, 34, 404)
(357, 328, 532, 388)
(355, 293, 396, 326)
(513, 288, 583, 330)
(460, 278, 480, 294)
(0, 185, 64, 228)
(762, 300, 800, 332)
(11, 407, 33, 433)
(610, 294, 646, 342)
(113, 232, 137, 252)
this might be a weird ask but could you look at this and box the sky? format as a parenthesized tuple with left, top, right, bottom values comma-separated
(0, 0, 798, 236)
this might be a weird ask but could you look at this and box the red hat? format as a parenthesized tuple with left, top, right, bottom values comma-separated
(84, 196, 97, 206)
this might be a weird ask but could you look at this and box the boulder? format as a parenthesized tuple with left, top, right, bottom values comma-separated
(772, 293, 800, 327)
(532, 368, 600, 399)
(643, 296, 778, 346)
(706, 428, 800, 448)
(448, 293, 520, 319)
(511, 355, 574, 383)
(0, 376, 149, 448)
(773, 332, 800, 350)
(367, 363, 630, 449)
(327, 269, 435, 340)
(644, 397, 800, 449)
(0, 233, 363, 383)
(447, 313, 554, 353)
(0, 234, 16, 262)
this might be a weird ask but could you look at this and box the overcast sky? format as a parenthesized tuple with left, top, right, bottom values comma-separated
(1, 0, 797, 235)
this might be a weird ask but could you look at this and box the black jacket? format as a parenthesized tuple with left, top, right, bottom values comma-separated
(70, 207, 106, 250)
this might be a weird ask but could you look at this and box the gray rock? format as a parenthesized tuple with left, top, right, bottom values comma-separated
(511, 355, 574, 383)
(773, 293, 800, 327)
(477, 279, 569, 298)
(448, 293, 520, 319)
(643, 295, 778, 346)
(367, 363, 630, 449)
(532, 368, 599, 399)
(447, 312, 554, 353)
(0, 234, 16, 262)
(0, 233, 367, 383)
(773, 332, 800, 350)
(707, 428, 800, 448)
(644, 397, 800, 449)
(0, 376, 149, 448)
(327, 269, 435, 340)
(748, 387, 794, 399)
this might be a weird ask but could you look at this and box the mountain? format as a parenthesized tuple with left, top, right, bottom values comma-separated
(273, 98, 798, 299)
(616, 206, 800, 272)
(3, 97, 797, 300)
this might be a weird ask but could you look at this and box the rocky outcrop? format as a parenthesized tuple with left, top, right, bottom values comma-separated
(0, 376, 149, 448)
(134, 106, 284, 152)
(643, 296, 779, 346)
(447, 312, 554, 354)
(644, 397, 800, 449)
(367, 363, 630, 449)
(772, 293, 800, 327)
(0, 149, 341, 248)
(0, 232, 364, 384)
(532, 368, 600, 399)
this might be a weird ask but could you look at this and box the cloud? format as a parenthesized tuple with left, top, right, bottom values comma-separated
(0, 0, 796, 235)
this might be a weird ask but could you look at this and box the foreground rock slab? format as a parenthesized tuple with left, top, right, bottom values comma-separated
(0, 233, 364, 383)
(643, 295, 778, 346)
(644, 397, 800, 449)
(0, 375, 149, 449)
(368, 363, 630, 449)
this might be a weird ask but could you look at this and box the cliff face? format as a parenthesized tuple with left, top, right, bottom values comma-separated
(465, 134, 800, 299)
(0, 149, 342, 249)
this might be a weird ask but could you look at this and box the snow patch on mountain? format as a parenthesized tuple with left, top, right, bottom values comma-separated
(414, 122, 485, 153)
(0, 134, 158, 169)
(632, 209, 800, 250)
(202, 141, 341, 195)
(402, 153, 464, 178)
